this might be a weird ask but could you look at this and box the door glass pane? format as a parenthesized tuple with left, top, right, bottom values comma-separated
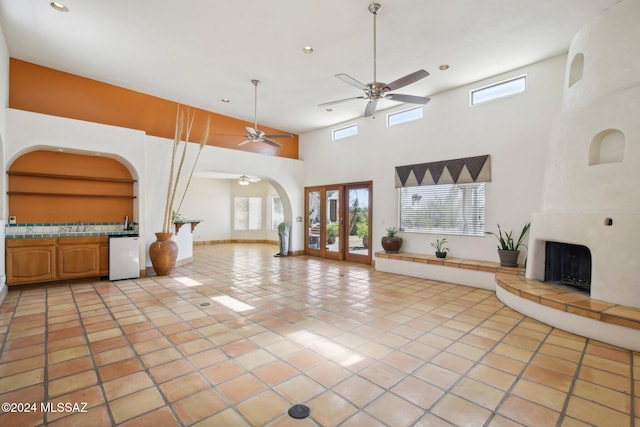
(308, 191, 321, 250)
(348, 188, 369, 256)
(325, 190, 339, 254)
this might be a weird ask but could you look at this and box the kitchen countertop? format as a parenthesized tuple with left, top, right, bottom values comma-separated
(5, 231, 139, 239)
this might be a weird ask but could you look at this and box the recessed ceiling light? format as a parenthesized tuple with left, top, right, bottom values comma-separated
(439, 64, 450, 71)
(221, 98, 230, 103)
(302, 46, 314, 54)
(50, 2, 68, 12)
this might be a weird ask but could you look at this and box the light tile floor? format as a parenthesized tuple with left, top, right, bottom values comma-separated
(0, 243, 638, 426)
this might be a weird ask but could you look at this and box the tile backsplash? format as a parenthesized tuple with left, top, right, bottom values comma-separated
(5, 222, 138, 238)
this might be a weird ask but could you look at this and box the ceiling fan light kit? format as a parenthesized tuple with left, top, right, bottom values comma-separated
(238, 175, 260, 186)
(319, 2, 431, 117)
(236, 79, 294, 148)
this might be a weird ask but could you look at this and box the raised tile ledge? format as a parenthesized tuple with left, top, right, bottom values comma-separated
(374, 251, 524, 274)
(495, 272, 640, 331)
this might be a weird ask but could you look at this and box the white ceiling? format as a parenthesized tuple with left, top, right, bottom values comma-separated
(0, 0, 621, 135)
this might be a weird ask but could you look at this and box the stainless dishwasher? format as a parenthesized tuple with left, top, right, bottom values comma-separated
(109, 236, 140, 280)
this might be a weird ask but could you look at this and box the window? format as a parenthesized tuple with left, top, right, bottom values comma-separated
(234, 197, 262, 230)
(387, 106, 423, 127)
(270, 196, 284, 231)
(332, 124, 358, 140)
(399, 183, 485, 236)
(470, 75, 526, 105)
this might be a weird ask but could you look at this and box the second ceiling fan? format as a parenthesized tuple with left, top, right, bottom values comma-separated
(238, 79, 293, 148)
(319, 3, 431, 117)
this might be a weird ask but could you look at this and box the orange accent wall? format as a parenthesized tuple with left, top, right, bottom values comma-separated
(8, 150, 135, 223)
(9, 59, 299, 159)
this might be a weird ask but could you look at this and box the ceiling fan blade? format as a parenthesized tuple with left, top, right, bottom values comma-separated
(385, 69, 430, 91)
(386, 93, 431, 105)
(336, 74, 369, 90)
(318, 96, 366, 107)
(238, 139, 252, 146)
(245, 127, 259, 138)
(364, 99, 377, 117)
(263, 138, 282, 147)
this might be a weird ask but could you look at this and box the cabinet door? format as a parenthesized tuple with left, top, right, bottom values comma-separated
(58, 244, 100, 279)
(99, 243, 109, 276)
(6, 246, 57, 285)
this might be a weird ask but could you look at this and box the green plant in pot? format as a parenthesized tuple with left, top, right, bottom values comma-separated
(355, 216, 369, 248)
(431, 237, 449, 259)
(381, 226, 403, 253)
(488, 222, 530, 267)
(326, 222, 339, 245)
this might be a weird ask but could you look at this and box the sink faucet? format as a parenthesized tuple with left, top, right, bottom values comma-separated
(124, 216, 129, 230)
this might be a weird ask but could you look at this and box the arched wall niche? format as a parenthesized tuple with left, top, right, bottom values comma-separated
(588, 128, 625, 166)
(568, 53, 584, 88)
(7, 149, 137, 223)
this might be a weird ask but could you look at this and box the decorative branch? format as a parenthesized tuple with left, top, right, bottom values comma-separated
(175, 115, 211, 215)
(161, 105, 211, 233)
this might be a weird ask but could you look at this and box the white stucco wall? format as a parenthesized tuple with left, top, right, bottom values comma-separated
(0, 24, 9, 302)
(300, 55, 566, 263)
(528, 0, 640, 307)
(4, 110, 305, 272)
(178, 177, 232, 242)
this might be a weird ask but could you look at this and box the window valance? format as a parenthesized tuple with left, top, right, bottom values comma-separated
(395, 155, 491, 188)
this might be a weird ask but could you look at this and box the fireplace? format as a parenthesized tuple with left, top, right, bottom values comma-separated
(544, 241, 592, 292)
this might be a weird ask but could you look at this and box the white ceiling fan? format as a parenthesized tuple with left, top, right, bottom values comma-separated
(238, 175, 260, 186)
(319, 3, 431, 117)
(237, 80, 293, 148)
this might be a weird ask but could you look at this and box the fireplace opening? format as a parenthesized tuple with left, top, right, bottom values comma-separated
(544, 241, 592, 292)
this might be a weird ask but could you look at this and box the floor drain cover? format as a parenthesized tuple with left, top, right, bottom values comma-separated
(199, 302, 210, 307)
(288, 404, 310, 419)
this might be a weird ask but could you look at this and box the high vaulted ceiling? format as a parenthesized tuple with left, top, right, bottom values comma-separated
(0, 0, 622, 135)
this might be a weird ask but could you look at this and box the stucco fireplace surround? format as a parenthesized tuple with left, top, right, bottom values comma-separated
(498, 0, 640, 351)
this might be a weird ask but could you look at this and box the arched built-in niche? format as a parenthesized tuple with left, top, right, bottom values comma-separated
(569, 53, 584, 88)
(7, 150, 136, 223)
(589, 129, 625, 166)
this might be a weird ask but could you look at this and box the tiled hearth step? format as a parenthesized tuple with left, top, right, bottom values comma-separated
(495, 273, 640, 331)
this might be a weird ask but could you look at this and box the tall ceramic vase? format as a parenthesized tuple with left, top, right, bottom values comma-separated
(149, 232, 178, 275)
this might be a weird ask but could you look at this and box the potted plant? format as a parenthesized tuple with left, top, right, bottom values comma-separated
(488, 222, 530, 267)
(381, 226, 403, 253)
(356, 216, 368, 248)
(431, 238, 449, 258)
(326, 222, 339, 244)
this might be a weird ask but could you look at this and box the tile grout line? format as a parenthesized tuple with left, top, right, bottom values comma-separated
(106, 277, 190, 426)
(41, 286, 51, 427)
(70, 282, 120, 427)
(343, 285, 516, 426)
(490, 322, 569, 427)
(134, 274, 267, 426)
(554, 338, 589, 426)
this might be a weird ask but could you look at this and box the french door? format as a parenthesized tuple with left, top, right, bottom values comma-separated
(304, 182, 372, 264)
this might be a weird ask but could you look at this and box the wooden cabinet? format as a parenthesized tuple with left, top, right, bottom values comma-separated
(57, 236, 100, 279)
(99, 239, 109, 276)
(6, 235, 112, 285)
(6, 238, 57, 285)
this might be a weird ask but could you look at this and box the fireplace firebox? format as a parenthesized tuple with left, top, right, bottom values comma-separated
(544, 241, 592, 292)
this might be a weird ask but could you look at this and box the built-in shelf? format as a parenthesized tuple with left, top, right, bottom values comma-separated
(174, 220, 201, 234)
(7, 191, 136, 199)
(7, 171, 137, 183)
